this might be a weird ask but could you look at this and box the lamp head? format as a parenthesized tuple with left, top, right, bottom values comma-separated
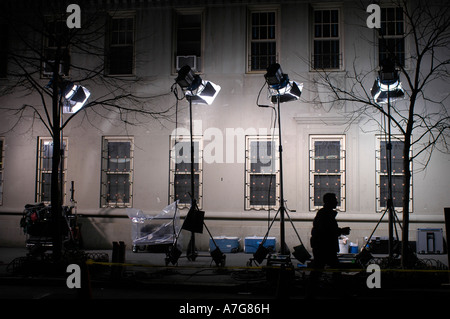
(371, 59, 404, 104)
(62, 82, 90, 113)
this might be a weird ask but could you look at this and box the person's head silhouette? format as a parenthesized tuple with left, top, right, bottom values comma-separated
(323, 193, 338, 209)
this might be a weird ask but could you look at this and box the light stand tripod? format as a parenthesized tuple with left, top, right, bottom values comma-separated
(250, 64, 304, 267)
(361, 89, 401, 262)
(361, 64, 405, 264)
(167, 65, 225, 266)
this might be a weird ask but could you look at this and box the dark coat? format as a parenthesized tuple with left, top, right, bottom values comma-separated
(310, 206, 343, 253)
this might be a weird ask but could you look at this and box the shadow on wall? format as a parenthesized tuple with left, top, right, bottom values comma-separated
(78, 216, 130, 250)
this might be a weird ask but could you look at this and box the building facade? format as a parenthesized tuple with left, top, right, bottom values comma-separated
(0, 0, 448, 252)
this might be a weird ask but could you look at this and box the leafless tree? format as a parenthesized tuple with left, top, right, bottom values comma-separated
(0, 0, 175, 258)
(309, 0, 449, 267)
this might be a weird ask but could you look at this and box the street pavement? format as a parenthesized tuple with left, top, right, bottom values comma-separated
(1, 246, 449, 303)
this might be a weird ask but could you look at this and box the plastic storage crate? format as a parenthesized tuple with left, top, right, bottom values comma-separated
(209, 236, 240, 253)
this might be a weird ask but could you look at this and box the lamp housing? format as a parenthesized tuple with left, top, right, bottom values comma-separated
(371, 69, 404, 104)
(185, 80, 221, 105)
(176, 65, 220, 105)
(371, 60, 405, 104)
(63, 83, 91, 113)
(264, 63, 302, 103)
(176, 65, 201, 90)
(269, 81, 303, 103)
(265, 63, 285, 87)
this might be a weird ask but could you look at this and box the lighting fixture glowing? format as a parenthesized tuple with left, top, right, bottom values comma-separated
(63, 83, 91, 113)
(371, 60, 404, 104)
(175, 65, 221, 105)
(264, 63, 302, 103)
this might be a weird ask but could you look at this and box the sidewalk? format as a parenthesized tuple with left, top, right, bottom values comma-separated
(1, 246, 449, 300)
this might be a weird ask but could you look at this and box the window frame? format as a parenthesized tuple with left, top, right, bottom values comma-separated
(378, 6, 406, 68)
(310, 6, 343, 71)
(375, 135, 413, 212)
(0, 23, 8, 79)
(246, 6, 280, 73)
(172, 8, 205, 74)
(0, 137, 4, 205)
(100, 136, 134, 208)
(169, 135, 203, 209)
(36, 137, 68, 204)
(41, 18, 70, 78)
(245, 135, 280, 211)
(309, 134, 346, 211)
(105, 12, 136, 76)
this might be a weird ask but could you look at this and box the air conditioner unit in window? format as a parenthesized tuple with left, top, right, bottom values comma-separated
(176, 55, 197, 71)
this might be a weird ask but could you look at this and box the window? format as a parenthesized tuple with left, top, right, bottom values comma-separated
(379, 7, 405, 67)
(106, 14, 135, 75)
(312, 8, 342, 70)
(36, 137, 68, 204)
(0, 24, 7, 78)
(173, 9, 204, 73)
(42, 19, 70, 77)
(247, 7, 279, 72)
(309, 135, 346, 211)
(101, 137, 134, 207)
(169, 136, 203, 208)
(376, 135, 412, 212)
(245, 136, 279, 210)
(0, 137, 4, 205)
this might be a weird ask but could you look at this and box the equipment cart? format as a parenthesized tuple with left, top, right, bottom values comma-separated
(20, 203, 80, 251)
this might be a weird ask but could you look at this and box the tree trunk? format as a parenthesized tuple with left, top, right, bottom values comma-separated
(401, 93, 416, 268)
(51, 72, 62, 260)
(401, 134, 412, 267)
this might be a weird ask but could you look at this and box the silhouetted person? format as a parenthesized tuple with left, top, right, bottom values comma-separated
(310, 193, 350, 274)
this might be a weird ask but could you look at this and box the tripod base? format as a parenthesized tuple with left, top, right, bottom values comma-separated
(186, 232, 198, 261)
(264, 254, 295, 299)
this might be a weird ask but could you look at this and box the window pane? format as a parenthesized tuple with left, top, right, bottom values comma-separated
(42, 142, 53, 170)
(109, 46, 133, 75)
(174, 173, 199, 204)
(314, 141, 340, 173)
(41, 173, 52, 202)
(106, 174, 130, 204)
(0, 172, 2, 204)
(177, 13, 202, 57)
(249, 10, 277, 71)
(313, 175, 341, 206)
(0, 25, 7, 78)
(173, 141, 199, 173)
(313, 9, 340, 69)
(101, 137, 133, 207)
(107, 141, 131, 172)
(109, 17, 134, 75)
(380, 175, 404, 207)
(379, 7, 405, 66)
(380, 140, 404, 173)
(250, 141, 275, 174)
(250, 174, 276, 206)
